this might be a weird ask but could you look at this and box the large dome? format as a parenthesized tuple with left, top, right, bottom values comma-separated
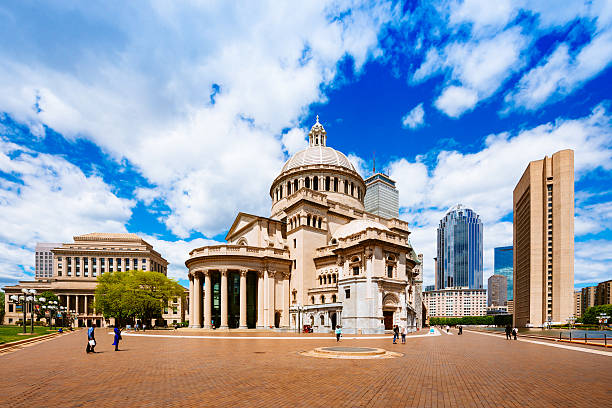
(281, 146, 356, 173)
(280, 115, 357, 175)
(332, 219, 390, 240)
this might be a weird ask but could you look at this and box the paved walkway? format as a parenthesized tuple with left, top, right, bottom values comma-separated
(1, 328, 610, 407)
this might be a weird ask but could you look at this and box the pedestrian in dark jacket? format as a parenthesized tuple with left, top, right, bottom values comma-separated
(112, 327, 122, 351)
(512, 327, 518, 340)
(86, 324, 96, 353)
(505, 324, 512, 340)
(393, 325, 399, 344)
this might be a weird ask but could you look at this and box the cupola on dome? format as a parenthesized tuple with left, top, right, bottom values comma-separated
(280, 116, 357, 173)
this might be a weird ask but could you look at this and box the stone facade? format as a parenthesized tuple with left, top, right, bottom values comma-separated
(186, 118, 422, 333)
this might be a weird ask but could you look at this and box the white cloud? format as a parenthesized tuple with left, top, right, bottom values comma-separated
(0, 136, 135, 283)
(434, 86, 478, 117)
(401, 103, 425, 129)
(506, 31, 612, 110)
(393, 106, 612, 286)
(449, 0, 517, 34)
(347, 153, 369, 178)
(0, 1, 394, 238)
(281, 128, 308, 155)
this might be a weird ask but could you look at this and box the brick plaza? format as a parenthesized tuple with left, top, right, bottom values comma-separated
(1, 329, 610, 407)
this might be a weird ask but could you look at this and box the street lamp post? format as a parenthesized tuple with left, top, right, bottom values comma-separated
(28, 289, 37, 334)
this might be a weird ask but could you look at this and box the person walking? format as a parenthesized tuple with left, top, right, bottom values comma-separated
(446, 325, 450, 333)
(112, 326, 122, 351)
(458, 325, 463, 335)
(86, 324, 96, 353)
(505, 324, 512, 340)
(393, 325, 399, 344)
(512, 327, 518, 340)
(335, 325, 342, 342)
(401, 326, 407, 344)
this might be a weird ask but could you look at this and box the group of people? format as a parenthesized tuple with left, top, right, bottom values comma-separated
(505, 324, 518, 340)
(85, 324, 123, 353)
(392, 325, 408, 344)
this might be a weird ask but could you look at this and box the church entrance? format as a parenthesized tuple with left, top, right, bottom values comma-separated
(331, 312, 337, 330)
(383, 311, 394, 330)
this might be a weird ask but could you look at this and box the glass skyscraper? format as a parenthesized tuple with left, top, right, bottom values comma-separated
(436, 204, 483, 290)
(494, 246, 513, 301)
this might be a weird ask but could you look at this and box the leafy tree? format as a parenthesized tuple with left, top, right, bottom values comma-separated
(0, 290, 5, 324)
(429, 316, 495, 326)
(580, 304, 612, 325)
(94, 270, 184, 327)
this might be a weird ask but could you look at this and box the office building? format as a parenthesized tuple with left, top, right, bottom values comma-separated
(364, 172, 399, 219)
(595, 280, 612, 306)
(424, 285, 435, 292)
(581, 286, 596, 313)
(574, 290, 582, 317)
(494, 246, 513, 301)
(513, 149, 574, 327)
(423, 287, 486, 318)
(35, 243, 61, 279)
(436, 204, 483, 290)
(488, 274, 508, 307)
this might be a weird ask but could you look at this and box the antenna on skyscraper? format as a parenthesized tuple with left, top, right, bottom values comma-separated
(373, 151, 376, 174)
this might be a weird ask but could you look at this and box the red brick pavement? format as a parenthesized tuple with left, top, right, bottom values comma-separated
(0, 329, 610, 408)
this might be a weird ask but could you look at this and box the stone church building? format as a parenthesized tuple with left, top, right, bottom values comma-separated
(186, 118, 422, 333)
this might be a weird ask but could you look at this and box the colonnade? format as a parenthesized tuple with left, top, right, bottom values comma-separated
(189, 268, 289, 329)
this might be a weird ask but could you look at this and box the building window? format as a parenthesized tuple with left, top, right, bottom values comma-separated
(332, 294, 336, 303)
(320, 315, 325, 326)
(325, 176, 330, 191)
(311, 296, 315, 304)
(9, 304, 13, 312)
(321, 295, 325, 304)
(305, 177, 310, 189)
(313, 177, 319, 190)
(352, 266, 359, 276)
(293, 239, 296, 248)
(387, 265, 393, 278)
(334, 177, 338, 192)
(345, 288, 350, 299)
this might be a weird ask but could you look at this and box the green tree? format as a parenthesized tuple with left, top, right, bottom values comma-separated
(94, 270, 184, 327)
(581, 304, 612, 325)
(0, 290, 5, 324)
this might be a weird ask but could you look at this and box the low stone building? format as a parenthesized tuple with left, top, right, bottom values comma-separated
(3, 233, 177, 327)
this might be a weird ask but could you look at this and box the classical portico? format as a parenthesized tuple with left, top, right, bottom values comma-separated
(186, 244, 291, 329)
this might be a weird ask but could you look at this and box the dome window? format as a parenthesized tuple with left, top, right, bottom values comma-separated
(305, 177, 311, 189)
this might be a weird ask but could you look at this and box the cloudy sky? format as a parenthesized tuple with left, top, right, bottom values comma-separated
(0, 1, 611, 289)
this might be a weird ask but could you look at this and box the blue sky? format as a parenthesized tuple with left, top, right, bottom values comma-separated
(0, 1, 611, 290)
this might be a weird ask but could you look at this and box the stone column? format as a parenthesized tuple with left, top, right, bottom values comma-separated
(282, 275, 289, 327)
(239, 269, 248, 329)
(220, 269, 228, 329)
(204, 271, 212, 329)
(188, 275, 194, 326)
(256, 271, 264, 328)
(268, 270, 276, 328)
(75, 295, 79, 315)
(192, 273, 202, 328)
(263, 270, 269, 327)
(84, 295, 88, 316)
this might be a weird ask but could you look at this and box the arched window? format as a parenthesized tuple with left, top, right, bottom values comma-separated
(311, 296, 315, 305)
(317, 218, 322, 229)
(334, 177, 338, 192)
(351, 182, 354, 196)
(327, 275, 331, 285)
(332, 294, 337, 303)
(305, 177, 311, 189)
(344, 180, 348, 194)
(280, 185, 283, 199)
(307, 214, 311, 226)
(321, 295, 325, 304)
(325, 176, 330, 191)
(294, 179, 298, 192)
(319, 276, 322, 285)
(320, 314, 325, 325)
(323, 275, 327, 285)
(313, 177, 319, 190)
(332, 274, 337, 283)
(287, 181, 291, 195)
